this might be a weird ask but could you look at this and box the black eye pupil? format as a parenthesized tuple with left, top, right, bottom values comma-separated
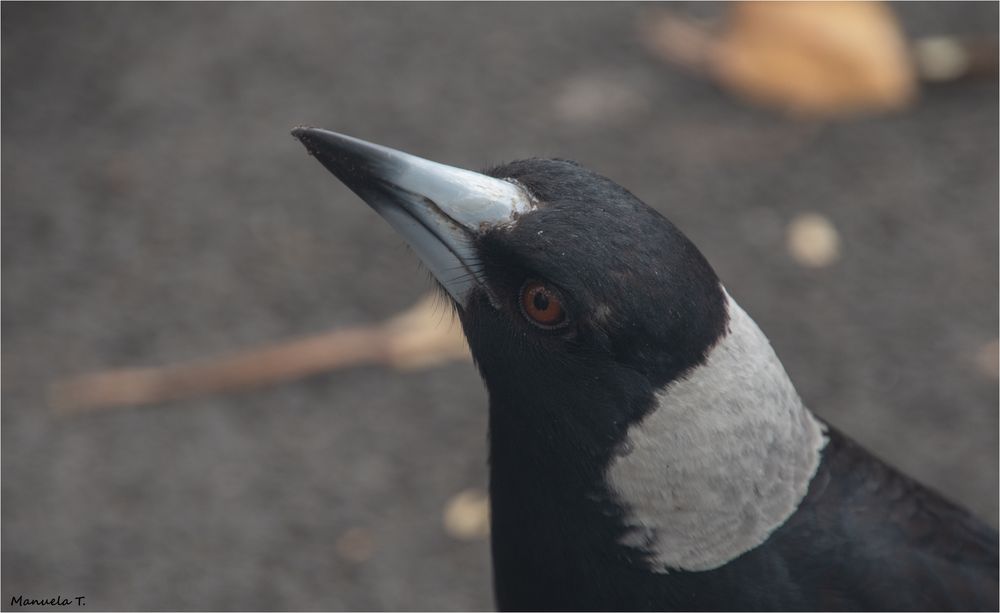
(533, 291, 549, 311)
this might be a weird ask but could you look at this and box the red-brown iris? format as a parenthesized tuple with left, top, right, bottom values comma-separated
(519, 280, 567, 328)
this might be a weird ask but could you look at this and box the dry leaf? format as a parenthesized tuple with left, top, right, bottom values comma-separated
(642, 2, 917, 118)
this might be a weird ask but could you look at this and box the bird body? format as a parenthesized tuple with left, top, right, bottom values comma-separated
(292, 128, 999, 611)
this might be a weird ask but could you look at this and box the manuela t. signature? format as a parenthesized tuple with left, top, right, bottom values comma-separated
(10, 595, 86, 607)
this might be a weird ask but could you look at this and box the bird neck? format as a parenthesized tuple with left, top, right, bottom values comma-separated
(485, 356, 654, 604)
(605, 290, 828, 572)
(483, 288, 827, 597)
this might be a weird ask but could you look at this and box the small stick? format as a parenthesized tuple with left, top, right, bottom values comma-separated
(50, 293, 470, 415)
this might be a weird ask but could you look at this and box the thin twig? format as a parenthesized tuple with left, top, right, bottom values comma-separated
(49, 293, 470, 415)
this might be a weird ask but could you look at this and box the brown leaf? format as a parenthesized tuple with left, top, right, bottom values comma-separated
(642, 2, 917, 118)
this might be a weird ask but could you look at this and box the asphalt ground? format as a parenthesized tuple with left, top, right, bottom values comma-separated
(2, 3, 997, 610)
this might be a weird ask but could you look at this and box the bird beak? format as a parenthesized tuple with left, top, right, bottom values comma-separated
(291, 127, 533, 306)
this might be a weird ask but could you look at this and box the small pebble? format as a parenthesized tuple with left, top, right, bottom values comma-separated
(552, 74, 648, 125)
(974, 339, 999, 379)
(443, 488, 490, 541)
(335, 527, 375, 563)
(786, 213, 841, 268)
(914, 37, 969, 82)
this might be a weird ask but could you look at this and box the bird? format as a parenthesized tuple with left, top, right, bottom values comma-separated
(291, 127, 998, 611)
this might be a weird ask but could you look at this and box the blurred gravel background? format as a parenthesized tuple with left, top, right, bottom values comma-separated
(2, 2, 997, 610)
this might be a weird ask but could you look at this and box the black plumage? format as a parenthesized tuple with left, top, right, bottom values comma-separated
(292, 128, 999, 611)
(490, 424, 998, 611)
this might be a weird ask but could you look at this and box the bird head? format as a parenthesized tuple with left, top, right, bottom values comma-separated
(292, 128, 728, 454)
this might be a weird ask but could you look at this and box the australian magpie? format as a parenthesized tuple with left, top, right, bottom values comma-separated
(292, 127, 998, 611)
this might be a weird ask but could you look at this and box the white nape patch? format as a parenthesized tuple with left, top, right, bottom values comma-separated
(606, 288, 827, 572)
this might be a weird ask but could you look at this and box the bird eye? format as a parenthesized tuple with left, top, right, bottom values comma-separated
(519, 280, 567, 329)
